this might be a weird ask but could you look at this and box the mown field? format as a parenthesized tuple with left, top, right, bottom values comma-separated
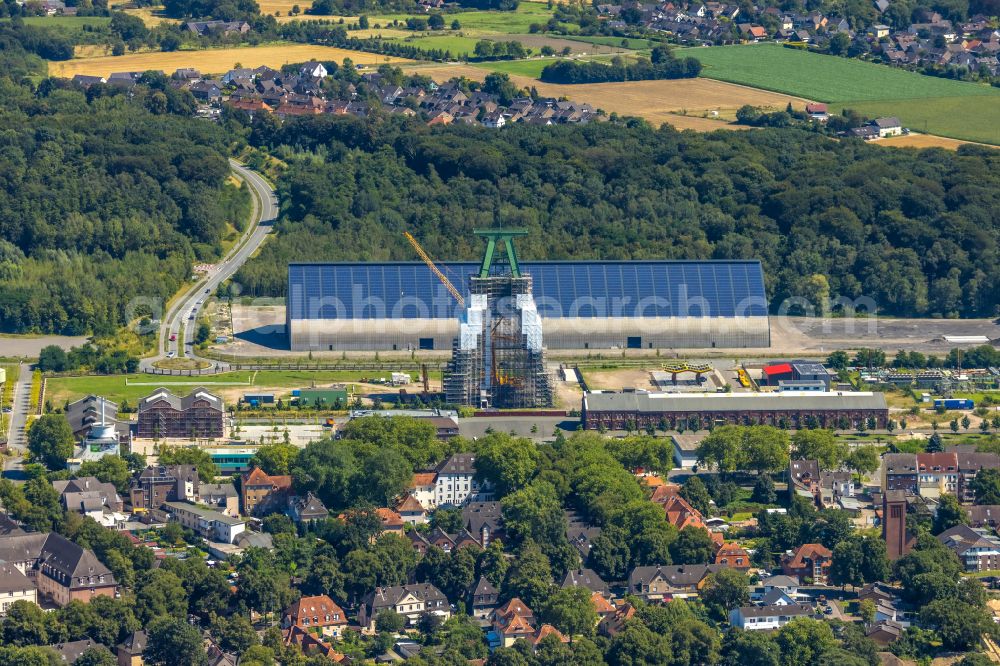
(830, 96, 1000, 146)
(470, 57, 551, 77)
(46, 369, 439, 405)
(678, 44, 998, 102)
(48, 44, 411, 78)
(678, 43, 1000, 144)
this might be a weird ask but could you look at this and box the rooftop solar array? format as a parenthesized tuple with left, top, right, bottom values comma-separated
(287, 261, 768, 320)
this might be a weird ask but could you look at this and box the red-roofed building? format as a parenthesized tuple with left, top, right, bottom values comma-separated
(283, 625, 347, 662)
(650, 483, 682, 504)
(396, 494, 428, 525)
(782, 543, 833, 583)
(282, 595, 347, 639)
(240, 468, 292, 516)
(762, 363, 795, 385)
(715, 542, 751, 570)
(376, 508, 404, 536)
(663, 494, 706, 531)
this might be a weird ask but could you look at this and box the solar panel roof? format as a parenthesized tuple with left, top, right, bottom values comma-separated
(287, 261, 768, 320)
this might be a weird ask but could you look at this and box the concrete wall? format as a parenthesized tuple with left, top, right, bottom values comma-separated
(289, 316, 771, 351)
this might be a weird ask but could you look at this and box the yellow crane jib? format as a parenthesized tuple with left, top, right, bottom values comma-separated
(403, 231, 465, 308)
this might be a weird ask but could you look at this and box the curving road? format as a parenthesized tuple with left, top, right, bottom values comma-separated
(142, 159, 277, 372)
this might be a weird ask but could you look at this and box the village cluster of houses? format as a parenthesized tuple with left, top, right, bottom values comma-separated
(70, 62, 599, 127)
(596, 1, 999, 76)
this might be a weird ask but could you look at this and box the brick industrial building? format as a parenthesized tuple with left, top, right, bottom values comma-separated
(136, 388, 224, 439)
(581, 391, 889, 431)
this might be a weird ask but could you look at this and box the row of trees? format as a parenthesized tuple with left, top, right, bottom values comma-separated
(540, 50, 701, 83)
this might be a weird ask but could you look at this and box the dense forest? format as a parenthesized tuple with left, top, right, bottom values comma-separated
(232, 112, 1000, 319)
(0, 56, 249, 334)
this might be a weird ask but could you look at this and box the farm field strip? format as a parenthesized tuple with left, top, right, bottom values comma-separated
(830, 96, 1000, 146)
(678, 43, 1000, 102)
(48, 44, 411, 78)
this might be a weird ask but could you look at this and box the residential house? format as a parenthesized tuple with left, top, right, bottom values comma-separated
(129, 464, 200, 513)
(967, 505, 1000, 529)
(715, 542, 751, 570)
(377, 508, 405, 537)
(188, 81, 222, 103)
(916, 451, 958, 498)
(729, 604, 812, 630)
(199, 482, 239, 516)
(598, 601, 636, 637)
(53, 477, 126, 529)
(561, 568, 609, 596)
(489, 598, 536, 648)
(136, 388, 224, 439)
(72, 74, 106, 87)
(0, 532, 116, 607)
(951, 449, 1000, 503)
(240, 467, 293, 516)
(161, 501, 246, 544)
(358, 583, 451, 631)
(435, 453, 493, 506)
(396, 495, 428, 526)
(46, 639, 105, 664)
(789, 459, 820, 500)
(282, 625, 346, 662)
(867, 620, 905, 646)
(173, 68, 201, 80)
(883, 453, 918, 493)
(463, 501, 502, 546)
(469, 576, 499, 622)
(0, 563, 37, 616)
(409, 473, 437, 509)
(185, 20, 250, 36)
(662, 493, 707, 531)
(299, 61, 328, 78)
(282, 595, 347, 639)
(627, 564, 724, 601)
(566, 511, 602, 561)
(873, 116, 904, 137)
(116, 630, 147, 666)
(806, 102, 829, 121)
(937, 524, 1000, 571)
(288, 492, 329, 524)
(781, 543, 833, 583)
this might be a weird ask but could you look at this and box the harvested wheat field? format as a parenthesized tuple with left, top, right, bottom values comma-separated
(123, 7, 181, 27)
(405, 63, 808, 127)
(662, 114, 746, 131)
(258, 0, 311, 14)
(50, 45, 412, 78)
(875, 133, 984, 150)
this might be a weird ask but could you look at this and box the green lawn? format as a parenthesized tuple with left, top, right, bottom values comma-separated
(677, 44, 999, 102)
(829, 97, 1000, 145)
(564, 35, 659, 50)
(373, 5, 552, 34)
(46, 369, 442, 405)
(386, 34, 482, 56)
(471, 57, 552, 78)
(677, 44, 1000, 145)
(18, 16, 111, 29)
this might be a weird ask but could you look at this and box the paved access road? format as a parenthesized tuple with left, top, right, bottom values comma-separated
(3, 363, 33, 478)
(143, 159, 278, 372)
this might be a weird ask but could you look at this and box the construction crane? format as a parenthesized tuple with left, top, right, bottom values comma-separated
(403, 232, 465, 308)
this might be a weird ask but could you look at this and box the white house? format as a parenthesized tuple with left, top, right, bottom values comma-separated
(162, 501, 246, 544)
(0, 563, 37, 616)
(300, 61, 328, 78)
(729, 604, 812, 630)
(873, 117, 903, 137)
(435, 454, 493, 506)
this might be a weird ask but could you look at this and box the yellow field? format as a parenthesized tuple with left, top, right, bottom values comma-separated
(662, 114, 747, 131)
(123, 7, 181, 27)
(258, 0, 312, 14)
(49, 45, 412, 78)
(875, 133, 991, 151)
(405, 63, 807, 127)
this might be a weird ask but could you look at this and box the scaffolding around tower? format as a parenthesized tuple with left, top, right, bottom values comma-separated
(444, 230, 553, 409)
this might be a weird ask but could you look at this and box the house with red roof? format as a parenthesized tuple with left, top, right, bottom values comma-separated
(282, 595, 347, 639)
(781, 543, 833, 583)
(240, 468, 292, 516)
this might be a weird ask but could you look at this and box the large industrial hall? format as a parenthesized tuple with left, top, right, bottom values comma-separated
(286, 259, 770, 352)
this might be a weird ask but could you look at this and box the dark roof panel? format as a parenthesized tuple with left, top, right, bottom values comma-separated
(287, 260, 768, 321)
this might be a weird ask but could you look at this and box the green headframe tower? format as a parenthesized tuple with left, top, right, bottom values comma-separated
(475, 228, 528, 278)
(445, 230, 553, 409)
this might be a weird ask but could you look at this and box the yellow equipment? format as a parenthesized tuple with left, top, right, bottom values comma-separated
(403, 232, 465, 308)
